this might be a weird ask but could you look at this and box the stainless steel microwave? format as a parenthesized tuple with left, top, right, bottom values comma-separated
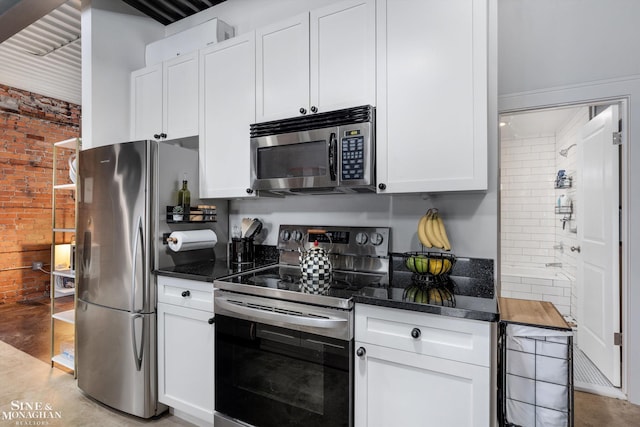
(249, 105, 375, 195)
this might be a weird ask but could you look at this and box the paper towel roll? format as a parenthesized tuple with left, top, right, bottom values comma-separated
(168, 229, 217, 252)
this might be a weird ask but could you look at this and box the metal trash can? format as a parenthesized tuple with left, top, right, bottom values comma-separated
(498, 298, 574, 427)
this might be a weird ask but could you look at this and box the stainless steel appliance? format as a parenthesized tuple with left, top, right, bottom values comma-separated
(213, 225, 390, 427)
(75, 140, 205, 418)
(249, 105, 375, 195)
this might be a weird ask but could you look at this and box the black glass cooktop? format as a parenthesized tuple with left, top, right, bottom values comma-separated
(219, 265, 389, 300)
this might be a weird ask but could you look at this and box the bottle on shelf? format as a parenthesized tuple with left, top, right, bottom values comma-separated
(177, 174, 191, 217)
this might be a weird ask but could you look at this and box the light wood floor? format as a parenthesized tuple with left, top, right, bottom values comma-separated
(1, 297, 640, 426)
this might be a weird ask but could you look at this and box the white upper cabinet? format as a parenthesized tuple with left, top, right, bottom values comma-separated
(255, 13, 309, 122)
(199, 32, 256, 199)
(131, 64, 162, 140)
(310, 0, 376, 113)
(255, 0, 376, 122)
(131, 51, 199, 141)
(375, 0, 489, 193)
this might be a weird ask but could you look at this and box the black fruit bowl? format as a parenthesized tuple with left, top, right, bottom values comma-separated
(402, 251, 456, 276)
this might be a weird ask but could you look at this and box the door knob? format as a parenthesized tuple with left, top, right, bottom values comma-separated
(570, 246, 581, 253)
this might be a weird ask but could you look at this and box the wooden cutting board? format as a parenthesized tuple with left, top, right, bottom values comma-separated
(498, 297, 571, 330)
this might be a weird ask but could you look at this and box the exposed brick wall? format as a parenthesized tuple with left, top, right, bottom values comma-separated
(0, 84, 80, 304)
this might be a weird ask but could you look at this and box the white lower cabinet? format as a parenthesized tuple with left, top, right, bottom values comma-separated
(354, 304, 494, 427)
(157, 276, 214, 425)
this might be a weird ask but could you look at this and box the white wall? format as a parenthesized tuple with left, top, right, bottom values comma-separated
(227, 190, 496, 259)
(498, 0, 640, 404)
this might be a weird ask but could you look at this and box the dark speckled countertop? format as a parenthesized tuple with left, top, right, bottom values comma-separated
(155, 245, 279, 282)
(155, 247, 498, 322)
(359, 254, 499, 322)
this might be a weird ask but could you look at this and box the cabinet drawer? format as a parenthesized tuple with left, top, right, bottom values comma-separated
(355, 304, 492, 367)
(157, 276, 214, 312)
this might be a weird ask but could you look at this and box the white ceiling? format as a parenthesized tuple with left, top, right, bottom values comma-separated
(0, 0, 81, 105)
(499, 107, 581, 140)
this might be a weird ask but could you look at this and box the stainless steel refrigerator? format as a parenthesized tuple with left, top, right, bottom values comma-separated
(75, 140, 201, 418)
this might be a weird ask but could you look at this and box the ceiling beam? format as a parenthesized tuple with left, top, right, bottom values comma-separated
(0, 0, 68, 44)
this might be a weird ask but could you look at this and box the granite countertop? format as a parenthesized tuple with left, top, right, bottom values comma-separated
(353, 292, 498, 322)
(155, 258, 278, 282)
(352, 254, 499, 322)
(156, 248, 498, 322)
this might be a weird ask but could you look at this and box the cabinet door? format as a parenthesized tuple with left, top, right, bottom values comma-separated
(199, 32, 256, 199)
(376, 0, 488, 193)
(164, 51, 199, 140)
(158, 302, 214, 423)
(256, 13, 309, 122)
(354, 342, 491, 427)
(310, 0, 376, 113)
(130, 64, 162, 140)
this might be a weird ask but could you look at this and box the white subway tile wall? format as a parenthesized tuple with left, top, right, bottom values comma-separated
(500, 108, 588, 318)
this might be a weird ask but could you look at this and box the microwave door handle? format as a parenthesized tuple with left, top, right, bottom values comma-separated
(329, 132, 337, 181)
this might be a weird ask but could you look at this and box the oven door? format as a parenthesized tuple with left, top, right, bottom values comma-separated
(215, 313, 352, 427)
(250, 127, 339, 193)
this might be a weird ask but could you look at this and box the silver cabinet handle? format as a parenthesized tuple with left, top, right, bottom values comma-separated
(571, 246, 581, 253)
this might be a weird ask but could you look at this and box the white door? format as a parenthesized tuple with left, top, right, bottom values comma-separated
(577, 105, 621, 386)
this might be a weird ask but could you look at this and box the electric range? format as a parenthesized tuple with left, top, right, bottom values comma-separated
(214, 224, 391, 311)
(213, 225, 390, 427)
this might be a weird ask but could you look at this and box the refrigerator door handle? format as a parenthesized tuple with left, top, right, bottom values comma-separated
(131, 215, 145, 313)
(131, 313, 145, 371)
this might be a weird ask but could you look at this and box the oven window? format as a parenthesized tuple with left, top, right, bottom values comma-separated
(257, 140, 328, 179)
(215, 314, 351, 427)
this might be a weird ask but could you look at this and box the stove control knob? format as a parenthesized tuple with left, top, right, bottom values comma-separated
(355, 232, 368, 245)
(370, 232, 384, 246)
(280, 230, 291, 242)
(291, 230, 303, 242)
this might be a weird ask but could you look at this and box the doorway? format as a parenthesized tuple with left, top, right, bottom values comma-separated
(499, 101, 625, 399)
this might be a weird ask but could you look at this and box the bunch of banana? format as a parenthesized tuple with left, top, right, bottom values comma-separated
(417, 209, 452, 251)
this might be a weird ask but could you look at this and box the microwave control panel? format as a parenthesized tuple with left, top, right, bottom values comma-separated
(341, 134, 365, 180)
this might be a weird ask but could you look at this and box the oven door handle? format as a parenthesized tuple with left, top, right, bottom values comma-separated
(215, 297, 348, 330)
